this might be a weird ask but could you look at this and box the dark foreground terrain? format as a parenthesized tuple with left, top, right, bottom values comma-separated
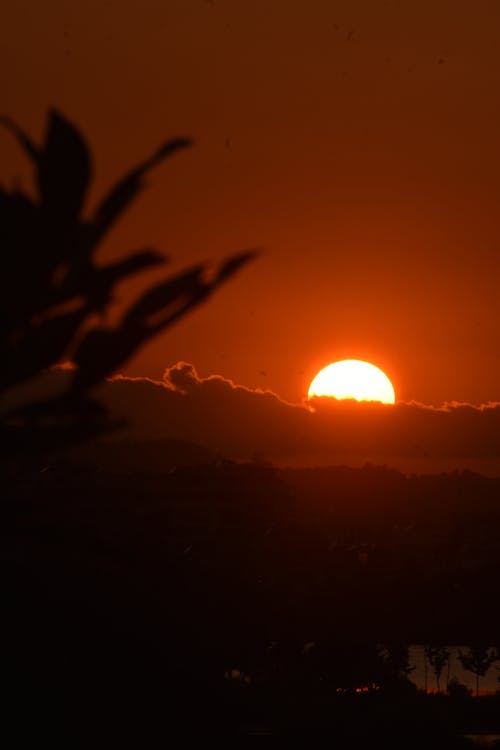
(2, 442, 500, 745)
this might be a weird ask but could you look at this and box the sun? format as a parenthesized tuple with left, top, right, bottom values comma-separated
(308, 360, 396, 404)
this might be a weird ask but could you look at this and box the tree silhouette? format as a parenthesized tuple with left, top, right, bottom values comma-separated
(458, 646, 498, 697)
(424, 645, 449, 693)
(0, 110, 256, 447)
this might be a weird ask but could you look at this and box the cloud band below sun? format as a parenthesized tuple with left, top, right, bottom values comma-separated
(12, 361, 500, 475)
(100, 362, 500, 475)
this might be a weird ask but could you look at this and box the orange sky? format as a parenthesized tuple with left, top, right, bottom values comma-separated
(3, 0, 500, 405)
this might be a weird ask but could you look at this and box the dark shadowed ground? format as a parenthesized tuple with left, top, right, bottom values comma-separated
(3, 444, 500, 745)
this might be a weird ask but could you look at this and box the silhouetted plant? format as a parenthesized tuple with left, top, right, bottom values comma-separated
(424, 645, 450, 693)
(458, 646, 498, 697)
(0, 110, 256, 446)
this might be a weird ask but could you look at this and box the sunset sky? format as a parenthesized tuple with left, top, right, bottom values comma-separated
(3, 0, 500, 405)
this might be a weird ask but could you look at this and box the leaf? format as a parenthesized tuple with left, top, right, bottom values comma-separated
(101, 248, 167, 282)
(122, 250, 258, 331)
(0, 113, 91, 285)
(215, 249, 260, 284)
(38, 109, 92, 219)
(55, 247, 167, 312)
(122, 264, 207, 329)
(0, 115, 39, 160)
(144, 137, 194, 170)
(91, 137, 193, 245)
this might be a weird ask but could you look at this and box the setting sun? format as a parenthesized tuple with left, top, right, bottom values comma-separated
(308, 360, 396, 404)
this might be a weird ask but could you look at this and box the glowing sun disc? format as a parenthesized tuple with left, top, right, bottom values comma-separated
(308, 360, 396, 404)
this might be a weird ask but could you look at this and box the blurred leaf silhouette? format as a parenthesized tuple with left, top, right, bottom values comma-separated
(0, 110, 256, 448)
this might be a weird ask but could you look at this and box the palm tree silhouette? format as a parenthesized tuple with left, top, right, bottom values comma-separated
(424, 645, 449, 694)
(458, 646, 498, 697)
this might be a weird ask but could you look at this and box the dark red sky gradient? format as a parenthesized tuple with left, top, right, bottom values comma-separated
(3, 1, 500, 404)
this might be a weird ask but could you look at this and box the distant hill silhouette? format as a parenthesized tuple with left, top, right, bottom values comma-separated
(70, 437, 228, 473)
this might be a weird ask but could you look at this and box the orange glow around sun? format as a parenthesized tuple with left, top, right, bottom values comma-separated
(308, 360, 396, 404)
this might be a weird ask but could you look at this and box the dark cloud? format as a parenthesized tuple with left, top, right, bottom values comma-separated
(7, 362, 500, 474)
(98, 363, 500, 475)
(103, 362, 307, 457)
